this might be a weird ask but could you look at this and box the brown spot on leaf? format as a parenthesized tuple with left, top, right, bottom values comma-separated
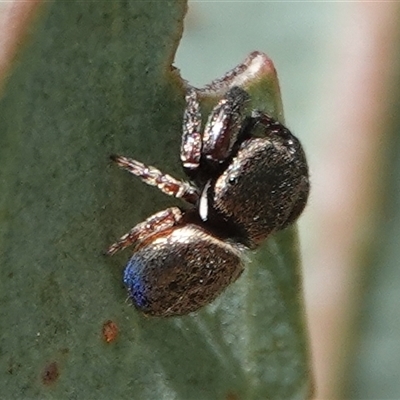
(42, 362, 59, 385)
(7, 358, 21, 375)
(226, 392, 240, 400)
(59, 347, 69, 355)
(102, 320, 118, 343)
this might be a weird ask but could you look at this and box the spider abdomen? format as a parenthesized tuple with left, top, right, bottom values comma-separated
(123, 225, 244, 316)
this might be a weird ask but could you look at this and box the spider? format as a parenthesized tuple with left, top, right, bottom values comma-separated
(107, 85, 309, 317)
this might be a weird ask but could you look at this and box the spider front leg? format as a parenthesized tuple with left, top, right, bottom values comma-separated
(250, 110, 298, 144)
(107, 207, 184, 256)
(202, 86, 249, 165)
(111, 155, 199, 205)
(181, 86, 250, 175)
(181, 88, 202, 171)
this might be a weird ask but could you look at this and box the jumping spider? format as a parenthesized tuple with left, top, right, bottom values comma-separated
(107, 85, 309, 317)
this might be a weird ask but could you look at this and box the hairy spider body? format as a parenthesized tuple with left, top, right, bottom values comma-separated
(108, 73, 309, 317)
(208, 122, 309, 247)
(123, 224, 245, 316)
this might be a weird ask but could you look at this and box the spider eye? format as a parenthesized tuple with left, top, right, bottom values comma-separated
(228, 176, 238, 185)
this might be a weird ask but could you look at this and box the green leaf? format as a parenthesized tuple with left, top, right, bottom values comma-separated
(0, 1, 311, 399)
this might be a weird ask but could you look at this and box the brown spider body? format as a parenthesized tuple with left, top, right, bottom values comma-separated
(108, 54, 309, 317)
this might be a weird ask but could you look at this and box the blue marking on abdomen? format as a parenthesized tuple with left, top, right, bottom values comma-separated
(123, 257, 149, 310)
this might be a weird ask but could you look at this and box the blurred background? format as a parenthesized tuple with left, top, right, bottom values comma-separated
(176, 2, 400, 399)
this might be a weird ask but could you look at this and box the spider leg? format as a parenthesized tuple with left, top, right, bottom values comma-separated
(202, 86, 249, 165)
(111, 155, 199, 205)
(197, 51, 277, 98)
(107, 207, 183, 256)
(181, 88, 202, 171)
(250, 110, 293, 141)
